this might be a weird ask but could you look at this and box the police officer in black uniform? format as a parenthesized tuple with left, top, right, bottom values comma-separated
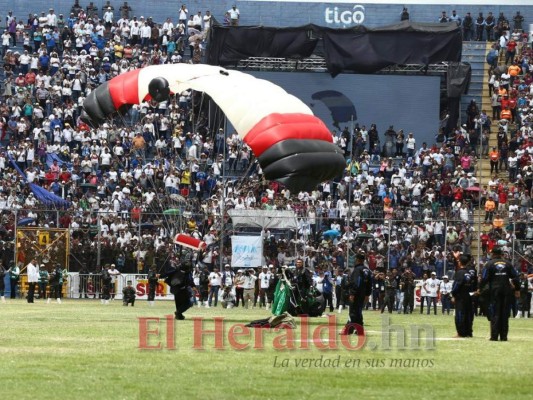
(401, 267, 415, 314)
(100, 265, 112, 305)
(451, 254, 476, 338)
(481, 248, 520, 341)
(517, 273, 531, 318)
(147, 265, 159, 306)
(462, 12, 474, 41)
(341, 253, 372, 335)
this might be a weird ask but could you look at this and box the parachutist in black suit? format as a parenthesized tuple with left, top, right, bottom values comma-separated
(292, 258, 313, 298)
(161, 255, 196, 320)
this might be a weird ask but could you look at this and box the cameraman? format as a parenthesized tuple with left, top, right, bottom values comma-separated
(221, 286, 236, 309)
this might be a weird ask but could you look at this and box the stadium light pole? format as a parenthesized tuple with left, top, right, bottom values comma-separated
(13, 209, 18, 266)
(346, 116, 354, 267)
(97, 212, 102, 268)
(476, 122, 483, 273)
(219, 116, 227, 270)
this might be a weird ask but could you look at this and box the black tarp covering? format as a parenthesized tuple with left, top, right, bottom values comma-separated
(323, 22, 463, 76)
(445, 62, 472, 136)
(446, 62, 472, 98)
(207, 22, 463, 76)
(207, 25, 319, 66)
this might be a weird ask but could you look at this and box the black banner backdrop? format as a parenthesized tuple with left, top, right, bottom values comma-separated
(207, 21, 463, 76)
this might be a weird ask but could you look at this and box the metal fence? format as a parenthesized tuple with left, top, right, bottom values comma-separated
(2, 206, 532, 275)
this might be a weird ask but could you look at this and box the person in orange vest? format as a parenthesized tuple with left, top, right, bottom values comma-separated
(507, 62, 521, 86)
(489, 147, 500, 174)
(484, 197, 496, 222)
(500, 106, 512, 121)
(492, 213, 504, 231)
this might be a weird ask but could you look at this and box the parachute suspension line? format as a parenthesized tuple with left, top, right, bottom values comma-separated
(193, 91, 206, 138)
(112, 112, 177, 236)
(235, 159, 256, 192)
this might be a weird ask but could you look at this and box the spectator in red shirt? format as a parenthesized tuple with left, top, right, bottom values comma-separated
(25, 70, 36, 86)
(505, 38, 517, 65)
(44, 170, 56, 184)
(59, 213, 71, 228)
(58, 167, 71, 183)
(498, 189, 508, 212)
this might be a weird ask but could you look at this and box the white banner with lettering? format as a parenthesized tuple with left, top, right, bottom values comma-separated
(231, 236, 263, 269)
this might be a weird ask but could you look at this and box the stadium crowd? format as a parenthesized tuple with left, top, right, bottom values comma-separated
(0, 3, 532, 308)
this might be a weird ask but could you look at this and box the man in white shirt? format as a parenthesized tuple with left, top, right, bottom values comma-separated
(433, 220, 445, 246)
(208, 268, 222, 307)
(258, 266, 272, 308)
(228, 5, 240, 26)
(203, 228, 217, 247)
(103, 7, 114, 28)
(242, 269, 257, 309)
(406, 132, 416, 158)
(140, 23, 151, 48)
(26, 259, 40, 303)
(108, 264, 121, 299)
(423, 272, 440, 315)
(203, 11, 212, 32)
(439, 275, 452, 314)
(46, 9, 58, 28)
(192, 11, 202, 30)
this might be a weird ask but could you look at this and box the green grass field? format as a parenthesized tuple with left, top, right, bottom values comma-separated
(0, 299, 532, 400)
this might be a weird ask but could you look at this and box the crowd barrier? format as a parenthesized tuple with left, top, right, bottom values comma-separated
(6, 273, 460, 308)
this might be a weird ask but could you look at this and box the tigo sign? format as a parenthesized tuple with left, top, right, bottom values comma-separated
(325, 5, 365, 25)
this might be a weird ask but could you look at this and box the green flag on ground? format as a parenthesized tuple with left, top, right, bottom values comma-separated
(272, 279, 290, 316)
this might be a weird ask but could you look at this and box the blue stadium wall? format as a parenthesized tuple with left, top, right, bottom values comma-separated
(2, 0, 533, 29)
(250, 72, 441, 146)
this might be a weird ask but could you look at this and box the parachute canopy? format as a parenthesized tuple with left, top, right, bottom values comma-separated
(82, 64, 345, 192)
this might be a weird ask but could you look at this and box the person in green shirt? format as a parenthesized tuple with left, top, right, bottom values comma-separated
(38, 268, 49, 299)
(48, 264, 63, 304)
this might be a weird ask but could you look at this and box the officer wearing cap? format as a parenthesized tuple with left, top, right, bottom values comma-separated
(481, 247, 520, 341)
(451, 254, 476, 337)
(340, 253, 372, 335)
(147, 265, 159, 307)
